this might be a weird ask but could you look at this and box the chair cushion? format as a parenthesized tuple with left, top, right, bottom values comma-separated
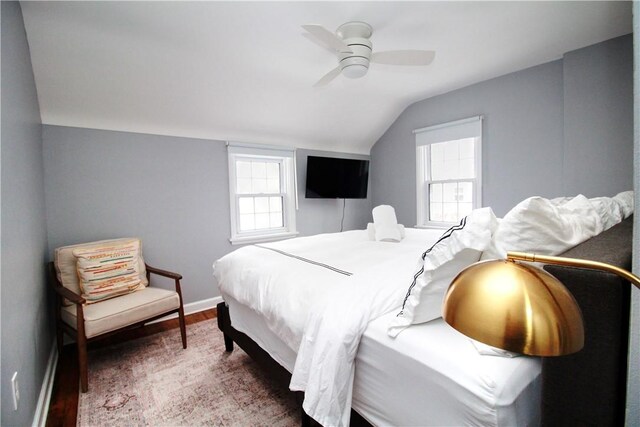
(73, 241, 145, 303)
(54, 238, 148, 306)
(61, 287, 180, 338)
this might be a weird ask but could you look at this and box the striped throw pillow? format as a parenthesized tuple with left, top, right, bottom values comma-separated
(73, 241, 145, 303)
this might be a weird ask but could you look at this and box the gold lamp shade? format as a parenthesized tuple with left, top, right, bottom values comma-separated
(442, 259, 585, 356)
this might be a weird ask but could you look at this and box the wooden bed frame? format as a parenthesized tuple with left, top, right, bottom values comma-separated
(217, 216, 633, 427)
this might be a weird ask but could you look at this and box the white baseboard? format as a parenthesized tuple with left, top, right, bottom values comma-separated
(147, 296, 223, 324)
(31, 341, 58, 427)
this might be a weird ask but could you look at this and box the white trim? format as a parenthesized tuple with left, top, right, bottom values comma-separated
(227, 147, 297, 243)
(227, 140, 295, 152)
(415, 117, 483, 227)
(413, 115, 483, 134)
(230, 230, 299, 245)
(31, 342, 58, 427)
(147, 296, 223, 324)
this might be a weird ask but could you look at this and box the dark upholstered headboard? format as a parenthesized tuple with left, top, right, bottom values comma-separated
(542, 215, 632, 426)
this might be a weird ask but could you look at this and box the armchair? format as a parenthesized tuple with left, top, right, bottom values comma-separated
(49, 238, 187, 393)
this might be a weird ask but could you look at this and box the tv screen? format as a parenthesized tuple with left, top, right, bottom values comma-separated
(305, 156, 369, 199)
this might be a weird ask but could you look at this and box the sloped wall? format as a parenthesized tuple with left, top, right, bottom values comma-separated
(371, 34, 633, 222)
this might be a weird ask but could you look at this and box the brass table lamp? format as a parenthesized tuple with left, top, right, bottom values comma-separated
(443, 251, 640, 356)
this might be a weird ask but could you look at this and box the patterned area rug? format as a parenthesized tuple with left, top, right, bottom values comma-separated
(77, 319, 299, 426)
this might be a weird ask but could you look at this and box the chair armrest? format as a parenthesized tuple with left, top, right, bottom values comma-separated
(145, 264, 182, 280)
(53, 284, 86, 305)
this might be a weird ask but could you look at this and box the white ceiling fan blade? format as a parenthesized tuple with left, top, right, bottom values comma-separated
(313, 66, 341, 87)
(302, 24, 353, 53)
(371, 50, 436, 66)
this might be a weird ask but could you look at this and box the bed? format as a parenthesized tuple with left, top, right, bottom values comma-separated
(213, 194, 633, 426)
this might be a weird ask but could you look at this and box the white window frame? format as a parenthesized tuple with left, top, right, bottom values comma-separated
(415, 116, 483, 228)
(227, 142, 298, 245)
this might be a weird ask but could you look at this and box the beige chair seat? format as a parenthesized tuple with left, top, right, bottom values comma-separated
(61, 287, 180, 338)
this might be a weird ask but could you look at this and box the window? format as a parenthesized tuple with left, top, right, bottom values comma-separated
(415, 116, 482, 228)
(227, 142, 297, 244)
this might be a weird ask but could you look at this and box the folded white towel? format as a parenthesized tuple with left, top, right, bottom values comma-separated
(372, 205, 402, 242)
(367, 223, 405, 241)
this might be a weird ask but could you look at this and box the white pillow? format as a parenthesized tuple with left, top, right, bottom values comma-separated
(612, 190, 634, 218)
(387, 207, 499, 337)
(481, 195, 603, 260)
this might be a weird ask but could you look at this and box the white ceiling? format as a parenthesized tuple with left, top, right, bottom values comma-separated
(21, 1, 631, 155)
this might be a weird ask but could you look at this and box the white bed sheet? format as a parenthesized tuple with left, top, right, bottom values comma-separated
(224, 296, 542, 426)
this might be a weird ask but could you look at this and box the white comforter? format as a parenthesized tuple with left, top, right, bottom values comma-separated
(214, 228, 443, 425)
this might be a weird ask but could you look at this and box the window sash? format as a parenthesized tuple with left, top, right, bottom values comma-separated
(228, 148, 297, 243)
(416, 119, 482, 228)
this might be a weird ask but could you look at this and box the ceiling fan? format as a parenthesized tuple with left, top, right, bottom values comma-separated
(302, 21, 435, 87)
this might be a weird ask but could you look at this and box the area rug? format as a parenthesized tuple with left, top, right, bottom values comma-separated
(77, 319, 299, 426)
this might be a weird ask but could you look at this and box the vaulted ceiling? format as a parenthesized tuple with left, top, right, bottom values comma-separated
(21, 1, 631, 154)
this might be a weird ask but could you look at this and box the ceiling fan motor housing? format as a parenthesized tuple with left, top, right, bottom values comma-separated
(337, 22, 373, 79)
(338, 38, 372, 78)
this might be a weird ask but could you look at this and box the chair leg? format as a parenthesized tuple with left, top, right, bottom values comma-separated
(178, 305, 187, 349)
(77, 331, 88, 393)
(76, 305, 89, 393)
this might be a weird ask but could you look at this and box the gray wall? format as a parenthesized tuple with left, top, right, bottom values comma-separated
(371, 34, 633, 223)
(296, 149, 372, 235)
(42, 126, 372, 304)
(1, 2, 52, 425)
(563, 36, 634, 197)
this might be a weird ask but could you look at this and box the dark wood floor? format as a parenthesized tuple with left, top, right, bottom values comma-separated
(45, 308, 218, 427)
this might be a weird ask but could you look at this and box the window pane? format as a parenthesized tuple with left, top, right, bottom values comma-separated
(239, 214, 255, 231)
(238, 197, 254, 214)
(459, 158, 475, 179)
(443, 203, 458, 222)
(458, 182, 473, 203)
(254, 213, 270, 229)
(442, 159, 459, 180)
(430, 142, 445, 180)
(236, 161, 252, 178)
(267, 178, 280, 193)
(252, 178, 267, 194)
(251, 162, 266, 178)
(237, 178, 252, 194)
(266, 163, 280, 179)
(270, 212, 283, 228)
(254, 197, 269, 213)
(443, 182, 457, 203)
(459, 138, 475, 159)
(430, 183, 443, 202)
(431, 142, 445, 164)
(443, 140, 458, 161)
(430, 202, 443, 221)
(430, 139, 476, 181)
(431, 159, 445, 181)
(270, 196, 282, 212)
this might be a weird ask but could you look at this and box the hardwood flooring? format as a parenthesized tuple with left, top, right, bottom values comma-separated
(45, 308, 218, 427)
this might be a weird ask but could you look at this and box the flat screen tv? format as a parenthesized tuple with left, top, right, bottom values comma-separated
(305, 156, 369, 199)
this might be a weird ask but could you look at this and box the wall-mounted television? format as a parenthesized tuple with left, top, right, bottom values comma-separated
(305, 156, 369, 199)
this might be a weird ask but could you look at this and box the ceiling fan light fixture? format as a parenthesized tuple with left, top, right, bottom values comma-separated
(341, 63, 368, 79)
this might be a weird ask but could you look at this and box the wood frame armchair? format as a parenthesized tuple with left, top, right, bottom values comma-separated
(48, 261, 187, 393)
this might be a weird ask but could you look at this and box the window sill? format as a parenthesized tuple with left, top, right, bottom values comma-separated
(415, 223, 457, 230)
(229, 231, 299, 246)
